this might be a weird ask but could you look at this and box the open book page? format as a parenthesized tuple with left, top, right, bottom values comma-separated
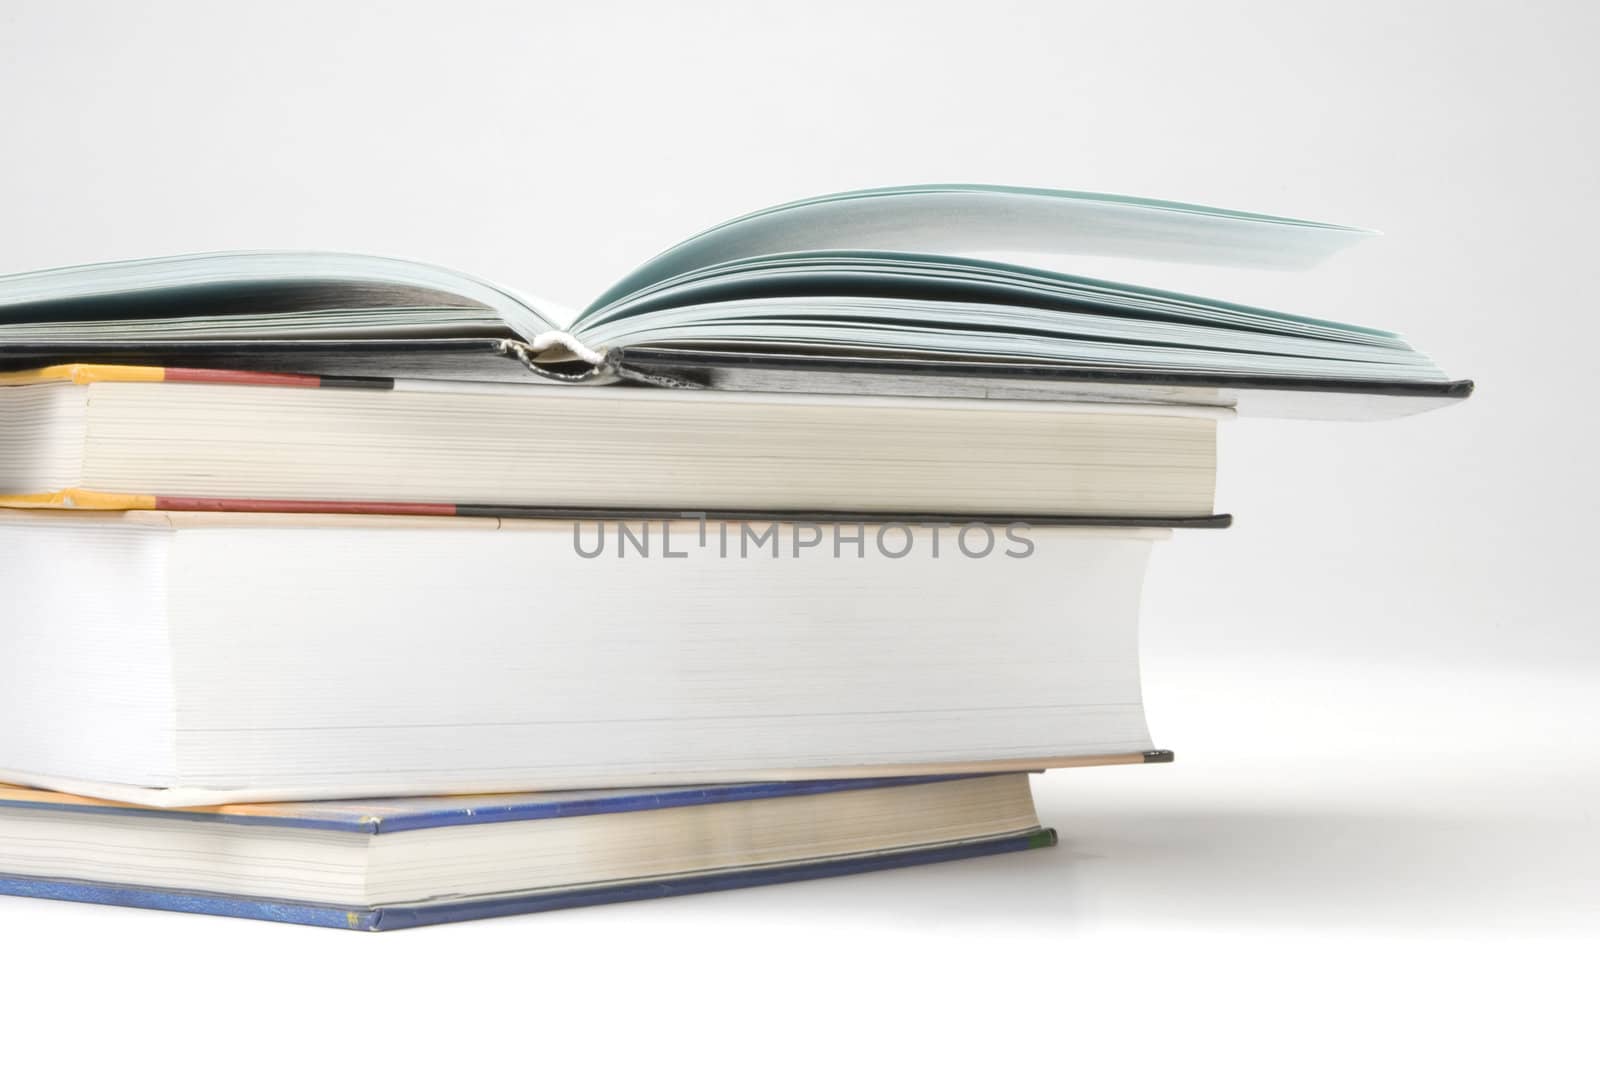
(0, 251, 564, 345)
(581, 184, 1375, 317)
(576, 249, 1444, 383)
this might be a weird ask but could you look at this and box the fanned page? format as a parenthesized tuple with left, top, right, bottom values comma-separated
(0, 184, 1464, 397)
(576, 250, 1442, 383)
(572, 187, 1445, 384)
(0, 251, 579, 361)
(581, 184, 1372, 314)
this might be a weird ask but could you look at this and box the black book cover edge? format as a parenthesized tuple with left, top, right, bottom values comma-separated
(457, 505, 1232, 529)
(613, 346, 1475, 399)
(0, 339, 1474, 400)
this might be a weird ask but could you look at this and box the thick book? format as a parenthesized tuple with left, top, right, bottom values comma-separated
(0, 184, 1468, 411)
(0, 508, 1170, 805)
(0, 773, 1056, 930)
(0, 363, 1224, 520)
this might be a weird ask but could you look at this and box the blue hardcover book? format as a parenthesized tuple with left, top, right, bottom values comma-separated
(0, 774, 1053, 930)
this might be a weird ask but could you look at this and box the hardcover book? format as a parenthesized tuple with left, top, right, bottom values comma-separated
(0, 508, 1173, 805)
(0, 363, 1224, 520)
(0, 774, 1055, 930)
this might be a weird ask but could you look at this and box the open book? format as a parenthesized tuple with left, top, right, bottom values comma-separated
(0, 185, 1469, 415)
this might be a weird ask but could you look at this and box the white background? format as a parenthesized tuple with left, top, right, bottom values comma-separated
(1, 1, 1595, 1067)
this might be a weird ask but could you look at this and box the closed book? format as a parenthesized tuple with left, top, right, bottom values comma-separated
(1, 508, 1170, 805)
(0, 363, 1221, 520)
(0, 774, 1055, 930)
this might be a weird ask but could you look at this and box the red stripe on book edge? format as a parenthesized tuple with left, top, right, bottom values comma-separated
(162, 368, 325, 388)
(151, 497, 459, 516)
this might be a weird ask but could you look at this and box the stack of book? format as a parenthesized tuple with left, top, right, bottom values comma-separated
(0, 185, 1468, 929)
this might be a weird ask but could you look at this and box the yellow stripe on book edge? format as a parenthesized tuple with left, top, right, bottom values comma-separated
(0, 489, 159, 510)
(0, 363, 167, 386)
